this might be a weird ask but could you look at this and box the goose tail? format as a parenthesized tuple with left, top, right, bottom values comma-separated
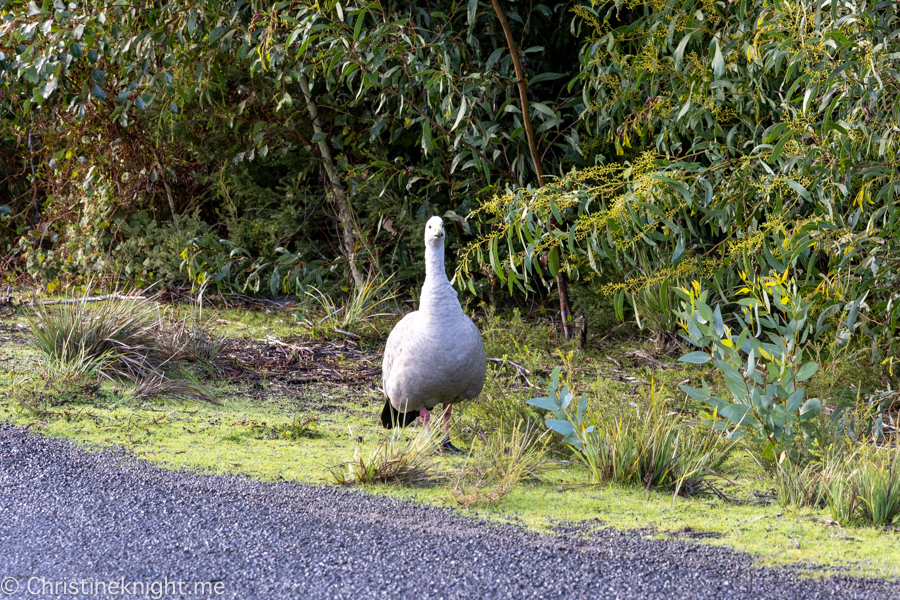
(380, 399, 418, 429)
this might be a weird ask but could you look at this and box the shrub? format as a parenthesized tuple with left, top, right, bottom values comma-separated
(458, 0, 900, 359)
(675, 276, 820, 457)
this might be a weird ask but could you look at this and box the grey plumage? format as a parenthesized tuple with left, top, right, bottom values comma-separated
(381, 216, 486, 428)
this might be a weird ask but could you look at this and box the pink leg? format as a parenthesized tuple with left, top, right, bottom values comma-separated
(443, 404, 452, 437)
(419, 407, 430, 426)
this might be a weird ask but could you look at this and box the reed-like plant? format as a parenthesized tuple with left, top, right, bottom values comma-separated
(853, 445, 900, 525)
(306, 273, 397, 330)
(577, 398, 731, 496)
(773, 458, 825, 510)
(775, 444, 900, 526)
(452, 418, 550, 507)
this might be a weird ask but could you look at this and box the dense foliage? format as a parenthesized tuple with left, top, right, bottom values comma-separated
(458, 0, 900, 360)
(675, 277, 821, 457)
(3, 0, 900, 533)
(2, 0, 899, 360)
(1, 0, 582, 297)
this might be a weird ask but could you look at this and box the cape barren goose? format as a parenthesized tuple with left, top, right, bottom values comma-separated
(380, 216, 486, 452)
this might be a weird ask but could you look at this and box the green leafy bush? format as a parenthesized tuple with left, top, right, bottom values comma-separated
(458, 0, 900, 360)
(675, 277, 821, 456)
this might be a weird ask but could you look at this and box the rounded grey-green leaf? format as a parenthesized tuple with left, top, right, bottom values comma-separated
(679, 351, 712, 364)
(545, 419, 576, 437)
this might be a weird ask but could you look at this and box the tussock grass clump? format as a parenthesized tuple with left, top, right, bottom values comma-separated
(452, 419, 550, 507)
(328, 420, 444, 486)
(27, 285, 219, 403)
(528, 368, 733, 496)
(576, 397, 732, 496)
(833, 444, 900, 526)
(305, 274, 397, 331)
(29, 290, 168, 381)
(773, 459, 826, 509)
(775, 443, 900, 526)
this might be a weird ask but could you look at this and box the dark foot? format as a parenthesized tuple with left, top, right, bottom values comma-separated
(440, 439, 464, 455)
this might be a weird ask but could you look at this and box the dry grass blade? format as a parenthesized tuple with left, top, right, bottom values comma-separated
(163, 312, 227, 369)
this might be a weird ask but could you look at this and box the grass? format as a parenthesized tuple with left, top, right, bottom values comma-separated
(29, 288, 169, 381)
(451, 418, 551, 507)
(305, 274, 398, 332)
(2, 298, 900, 579)
(26, 286, 219, 402)
(773, 444, 900, 527)
(573, 389, 733, 496)
(328, 418, 444, 486)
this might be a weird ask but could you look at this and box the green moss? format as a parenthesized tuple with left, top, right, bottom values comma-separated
(1, 307, 898, 580)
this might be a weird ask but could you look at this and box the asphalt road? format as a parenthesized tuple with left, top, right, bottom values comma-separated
(0, 426, 896, 599)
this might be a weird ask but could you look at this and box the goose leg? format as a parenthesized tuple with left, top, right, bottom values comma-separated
(442, 404, 452, 436)
(440, 404, 462, 454)
(419, 407, 430, 426)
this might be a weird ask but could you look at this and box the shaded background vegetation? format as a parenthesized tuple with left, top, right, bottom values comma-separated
(2, 0, 899, 359)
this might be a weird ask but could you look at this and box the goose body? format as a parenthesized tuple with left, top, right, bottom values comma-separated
(380, 216, 486, 442)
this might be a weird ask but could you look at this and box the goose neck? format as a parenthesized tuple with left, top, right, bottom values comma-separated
(420, 242, 455, 315)
(424, 241, 446, 281)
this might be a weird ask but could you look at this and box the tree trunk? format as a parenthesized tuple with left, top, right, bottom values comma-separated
(27, 129, 41, 225)
(298, 73, 365, 290)
(490, 0, 574, 339)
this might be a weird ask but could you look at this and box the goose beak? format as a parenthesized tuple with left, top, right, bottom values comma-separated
(436, 224, 444, 237)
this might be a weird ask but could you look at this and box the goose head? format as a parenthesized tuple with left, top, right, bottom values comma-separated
(424, 216, 445, 248)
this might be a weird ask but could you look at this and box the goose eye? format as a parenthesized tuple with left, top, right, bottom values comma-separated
(428, 225, 431, 229)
